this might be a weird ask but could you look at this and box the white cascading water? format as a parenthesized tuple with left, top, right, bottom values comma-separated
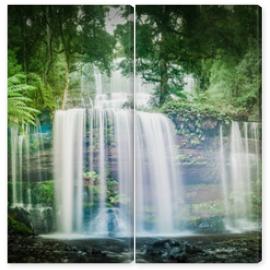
(53, 66, 133, 237)
(136, 112, 183, 236)
(88, 107, 109, 235)
(24, 125, 32, 208)
(54, 109, 84, 234)
(9, 125, 46, 208)
(251, 122, 260, 185)
(219, 121, 260, 232)
(89, 68, 133, 236)
(230, 122, 252, 229)
(9, 64, 261, 238)
(18, 135, 24, 204)
(53, 64, 183, 237)
(114, 110, 133, 234)
(219, 125, 229, 227)
(53, 64, 186, 237)
(10, 127, 19, 206)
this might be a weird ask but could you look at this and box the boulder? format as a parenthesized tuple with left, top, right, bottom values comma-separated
(8, 207, 34, 235)
(142, 239, 202, 263)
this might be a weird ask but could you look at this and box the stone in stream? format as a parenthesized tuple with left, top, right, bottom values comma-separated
(142, 239, 203, 263)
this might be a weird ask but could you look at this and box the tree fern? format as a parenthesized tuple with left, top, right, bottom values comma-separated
(27, 73, 55, 110)
(8, 73, 40, 126)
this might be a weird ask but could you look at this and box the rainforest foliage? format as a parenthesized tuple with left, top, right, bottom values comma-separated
(8, 5, 133, 125)
(8, 5, 261, 124)
(135, 5, 261, 119)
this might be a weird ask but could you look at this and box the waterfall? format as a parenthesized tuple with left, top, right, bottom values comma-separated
(251, 122, 260, 184)
(24, 125, 32, 207)
(53, 66, 134, 237)
(10, 127, 19, 206)
(18, 134, 24, 204)
(114, 110, 133, 235)
(88, 108, 94, 221)
(89, 108, 108, 235)
(219, 125, 229, 228)
(35, 123, 48, 181)
(88, 108, 94, 172)
(54, 109, 85, 234)
(53, 107, 134, 237)
(219, 121, 260, 232)
(9, 124, 47, 208)
(230, 122, 248, 227)
(9, 61, 261, 238)
(136, 112, 183, 235)
(47, 65, 261, 238)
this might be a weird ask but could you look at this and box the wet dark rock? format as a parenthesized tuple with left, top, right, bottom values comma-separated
(8, 207, 34, 236)
(8, 235, 133, 263)
(137, 233, 261, 263)
(8, 206, 55, 235)
(142, 239, 202, 263)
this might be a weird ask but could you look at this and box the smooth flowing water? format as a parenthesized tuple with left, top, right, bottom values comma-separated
(9, 64, 261, 238)
(54, 64, 183, 237)
(136, 112, 183, 236)
(53, 106, 182, 237)
(54, 109, 84, 234)
(53, 66, 133, 237)
(9, 125, 47, 208)
(219, 125, 229, 227)
(219, 121, 261, 232)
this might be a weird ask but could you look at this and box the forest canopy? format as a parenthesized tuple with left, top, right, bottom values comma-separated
(8, 5, 133, 126)
(135, 5, 261, 119)
(8, 5, 261, 126)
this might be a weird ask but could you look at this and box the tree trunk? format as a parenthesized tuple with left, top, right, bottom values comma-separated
(57, 9, 70, 109)
(44, 6, 53, 86)
(20, 12, 27, 75)
(61, 60, 70, 109)
(159, 58, 168, 105)
(158, 6, 169, 106)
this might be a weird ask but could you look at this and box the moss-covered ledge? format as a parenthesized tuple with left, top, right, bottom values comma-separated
(160, 100, 249, 145)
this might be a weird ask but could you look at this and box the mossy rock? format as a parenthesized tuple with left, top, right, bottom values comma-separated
(8, 212, 34, 235)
